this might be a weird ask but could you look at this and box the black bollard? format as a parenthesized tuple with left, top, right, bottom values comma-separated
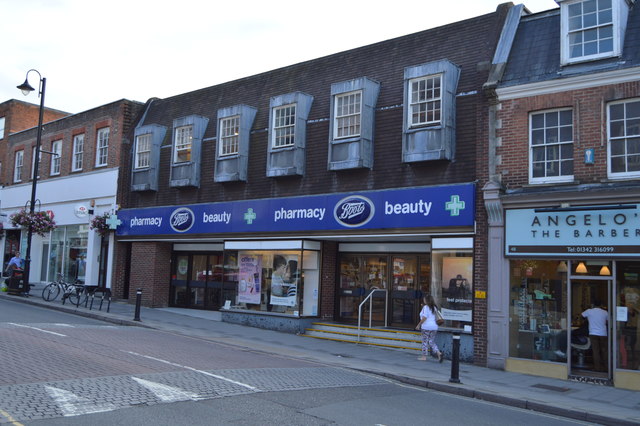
(449, 332, 461, 383)
(134, 288, 142, 321)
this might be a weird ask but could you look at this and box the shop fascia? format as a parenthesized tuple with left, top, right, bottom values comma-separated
(505, 204, 640, 257)
(116, 184, 476, 237)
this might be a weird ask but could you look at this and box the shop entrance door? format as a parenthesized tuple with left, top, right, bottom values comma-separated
(170, 252, 224, 310)
(570, 276, 612, 381)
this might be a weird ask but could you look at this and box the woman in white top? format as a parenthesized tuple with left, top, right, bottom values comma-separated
(415, 295, 443, 362)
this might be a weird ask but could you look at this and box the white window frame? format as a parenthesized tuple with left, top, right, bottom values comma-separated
(529, 108, 574, 184)
(0, 116, 5, 139)
(72, 134, 84, 171)
(50, 140, 62, 176)
(607, 98, 640, 179)
(95, 127, 109, 167)
(31, 146, 42, 179)
(408, 74, 442, 128)
(135, 133, 152, 169)
(14, 150, 23, 183)
(333, 91, 362, 139)
(560, 0, 619, 64)
(173, 125, 193, 164)
(219, 116, 240, 156)
(272, 104, 296, 148)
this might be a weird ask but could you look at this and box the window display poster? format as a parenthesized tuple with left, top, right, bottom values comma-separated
(270, 254, 299, 307)
(238, 255, 262, 304)
(441, 257, 473, 322)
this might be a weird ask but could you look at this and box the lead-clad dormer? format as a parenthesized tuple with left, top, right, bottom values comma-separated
(556, 0, 635, 65)
(402, 59, 460, 163)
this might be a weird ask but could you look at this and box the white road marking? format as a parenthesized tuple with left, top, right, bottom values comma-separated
(132, 377, 202, 402)
(8, 323, 66, 337)
(44, 386, 117, 417)
(53, 323, 76, 327)
(124, 350, 259, 391)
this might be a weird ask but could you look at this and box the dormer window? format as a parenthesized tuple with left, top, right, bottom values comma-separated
(559, 0, 631, 64)
(174, 125, 193, 163)
(409, 75, 441, 128)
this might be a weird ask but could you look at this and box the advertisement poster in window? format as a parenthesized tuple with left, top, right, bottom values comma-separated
(270, 254, 299, 307)
(238, 254, 262, 304)
(441, 257, 472, 322)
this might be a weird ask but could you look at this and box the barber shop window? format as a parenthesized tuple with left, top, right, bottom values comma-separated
(508, 260, 568, 363)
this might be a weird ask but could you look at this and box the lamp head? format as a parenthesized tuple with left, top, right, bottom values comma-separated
(17, 78, 35, 96)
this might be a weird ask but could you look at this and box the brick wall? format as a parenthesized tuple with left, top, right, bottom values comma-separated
(129, 241, 171, 307)
(4, 100, 143, 186)
(497, 81, 640, 187)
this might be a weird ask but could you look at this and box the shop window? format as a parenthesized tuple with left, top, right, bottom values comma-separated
(46, 225, 89, 284)
(328, 77, 380, 170)
(617, 261, 639, 371)
(402, 59, 460, 163)
(131, 124, 167, 192)
(214, 105, 257, 182)
(221, 248, 319, 316)
(431, 251, 473, 330)
(508, 260, 568, 363)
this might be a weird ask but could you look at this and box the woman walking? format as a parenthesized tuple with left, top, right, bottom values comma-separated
(415, 295, 443, 362)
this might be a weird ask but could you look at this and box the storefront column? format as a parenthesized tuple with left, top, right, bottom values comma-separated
(320, 241, 337, 321)
(130, 241, 171, 307)
(484, 181, 509, 369)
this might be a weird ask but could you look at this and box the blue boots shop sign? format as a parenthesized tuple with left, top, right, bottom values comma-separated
(116, 184, 475, 236)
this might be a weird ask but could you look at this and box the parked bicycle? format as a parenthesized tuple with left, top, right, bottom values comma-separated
(41, 273, 88, 306)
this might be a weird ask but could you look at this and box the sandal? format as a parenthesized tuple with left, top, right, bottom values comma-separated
(438, 352, 444, 363)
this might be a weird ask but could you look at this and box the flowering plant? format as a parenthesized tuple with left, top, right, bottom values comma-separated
(90, 213, 111, 237)
(10, 209, 57, 237)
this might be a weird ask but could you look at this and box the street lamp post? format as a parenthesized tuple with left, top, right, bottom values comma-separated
(16, 69, 46, 296)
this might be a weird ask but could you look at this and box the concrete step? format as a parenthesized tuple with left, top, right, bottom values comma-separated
(302, 322, 422, 352)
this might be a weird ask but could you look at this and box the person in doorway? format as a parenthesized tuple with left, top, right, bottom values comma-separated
(415, 295, 444, 363)
(582, 300, 609, 372)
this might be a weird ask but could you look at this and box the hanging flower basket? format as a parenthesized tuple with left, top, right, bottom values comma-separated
(90, 213, 111, 237)
(10, 209, 57, 237)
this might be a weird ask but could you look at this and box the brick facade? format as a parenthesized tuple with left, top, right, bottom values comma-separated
(497, 81, 640, 186)
(129, 242, 171, 307)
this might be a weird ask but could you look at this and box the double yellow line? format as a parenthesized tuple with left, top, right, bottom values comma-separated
(0, 409, 23, 426)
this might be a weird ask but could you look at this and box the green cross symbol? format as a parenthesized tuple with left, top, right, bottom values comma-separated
(106, 214, 122, 229)
(244, 208, 257, 225)
(445, 195, 465, 217)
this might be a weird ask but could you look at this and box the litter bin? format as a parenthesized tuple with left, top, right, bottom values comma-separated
(6, 269, 27, 295)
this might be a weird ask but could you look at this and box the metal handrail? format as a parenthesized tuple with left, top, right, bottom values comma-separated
(357, 288, 388, 342)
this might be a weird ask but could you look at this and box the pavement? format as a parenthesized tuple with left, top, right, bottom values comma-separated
(2, 286, 639, 426)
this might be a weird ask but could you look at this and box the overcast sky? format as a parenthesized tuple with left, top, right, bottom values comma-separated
(1, 0, 558, 114)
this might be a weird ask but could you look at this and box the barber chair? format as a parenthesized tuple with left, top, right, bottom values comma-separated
(571, 337, 591, 368)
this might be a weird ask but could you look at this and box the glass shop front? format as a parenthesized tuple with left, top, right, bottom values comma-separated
(505, 205, 640, 389)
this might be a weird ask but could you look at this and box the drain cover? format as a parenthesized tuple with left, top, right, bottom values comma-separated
(531, 383, 570, 392)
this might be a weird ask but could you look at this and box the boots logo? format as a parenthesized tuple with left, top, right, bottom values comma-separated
(334, 196, 374, 228)
(170, 207, 194, 233)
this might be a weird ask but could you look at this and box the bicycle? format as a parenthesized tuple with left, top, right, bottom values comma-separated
(61, 282, 89, 307)
(42, 273, 70, 301)
(42, 274, 87, 306)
